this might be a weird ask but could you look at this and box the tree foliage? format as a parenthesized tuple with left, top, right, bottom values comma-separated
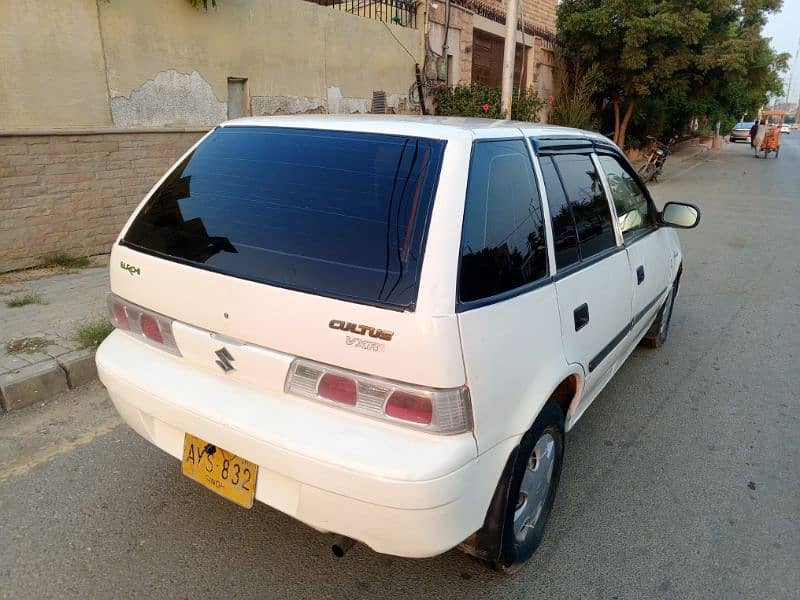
(550, 62, 601, 130)
(557, 0, 789, 148)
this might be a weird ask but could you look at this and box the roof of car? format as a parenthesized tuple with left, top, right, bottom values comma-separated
(220, 114, 609, 144)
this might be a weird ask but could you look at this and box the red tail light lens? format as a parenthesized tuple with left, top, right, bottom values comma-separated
(385, 391, 433, 424)
(106, 294, 181, 356)
(139, 314, 163, 344)
(318, 373, 357, 406)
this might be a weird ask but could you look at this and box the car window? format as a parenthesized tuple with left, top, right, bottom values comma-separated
(539, 156, 580, 269)
(123, 126, 445, 310)
(598, 155, 654, 240)
(459, 140, 548, 303)
(551, 154, 616, 259)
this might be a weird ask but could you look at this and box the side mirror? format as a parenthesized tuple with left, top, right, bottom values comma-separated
(660, 202, 701, 229)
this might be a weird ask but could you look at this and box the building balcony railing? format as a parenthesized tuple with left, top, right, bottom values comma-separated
(450, 0, 558, 44)
(308, 0, 419, 28)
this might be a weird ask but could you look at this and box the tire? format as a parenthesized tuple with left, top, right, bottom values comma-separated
(641, 278, 678, 348)
(467, 403, 565, 574)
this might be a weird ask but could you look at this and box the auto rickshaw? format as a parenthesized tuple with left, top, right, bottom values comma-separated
(759, 110, 784, 158)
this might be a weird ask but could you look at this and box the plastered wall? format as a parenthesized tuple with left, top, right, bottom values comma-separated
(0, 0, 422, 129)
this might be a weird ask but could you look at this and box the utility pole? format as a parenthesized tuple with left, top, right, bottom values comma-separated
(783, 36, 799, 111)
(501, 0, 520, 118)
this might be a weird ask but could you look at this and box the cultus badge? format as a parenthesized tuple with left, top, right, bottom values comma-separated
(328, 320, 394, 341)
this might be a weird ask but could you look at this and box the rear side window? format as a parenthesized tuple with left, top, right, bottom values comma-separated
(122, 127, 445, 310)
(598, 155, 654, 240)
(459, 140, 548, 303)
(551, 154, 616, 259)
(539, 156, 580, 269)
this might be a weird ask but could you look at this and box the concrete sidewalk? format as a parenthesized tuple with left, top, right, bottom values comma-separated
(0, 261, 109, 412)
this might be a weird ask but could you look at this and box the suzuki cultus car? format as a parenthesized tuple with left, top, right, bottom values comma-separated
(97, 116, 700, 572)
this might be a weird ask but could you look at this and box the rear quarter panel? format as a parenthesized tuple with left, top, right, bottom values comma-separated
(457, 284, 572, 452)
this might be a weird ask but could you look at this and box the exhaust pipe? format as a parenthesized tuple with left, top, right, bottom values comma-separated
(331, 535, 356, 558)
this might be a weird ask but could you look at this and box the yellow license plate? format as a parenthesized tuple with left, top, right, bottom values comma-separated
(181, 433, 258, 508)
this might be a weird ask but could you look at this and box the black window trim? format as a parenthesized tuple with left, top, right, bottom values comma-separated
(551, 244, 626, 282)
(455, 137, 552, 313)
(536, 148, 622, 276)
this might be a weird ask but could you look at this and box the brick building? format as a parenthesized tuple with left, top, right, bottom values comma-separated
(426, 0, 559, 107)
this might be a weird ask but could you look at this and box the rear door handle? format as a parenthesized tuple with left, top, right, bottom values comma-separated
(636, 265, 645, 285)
(574, 303, 589, 331)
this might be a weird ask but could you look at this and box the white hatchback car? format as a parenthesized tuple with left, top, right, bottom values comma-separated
(97, 116, 700, 572)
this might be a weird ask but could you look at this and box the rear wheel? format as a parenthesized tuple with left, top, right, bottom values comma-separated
(466, 403, 565, 574)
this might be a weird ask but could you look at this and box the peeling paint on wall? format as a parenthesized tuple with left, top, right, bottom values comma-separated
(326, 87, 369, 114)
(110, 70, 226, 128)
(251, 95, 327, 115)
(249, 89, 412, 116)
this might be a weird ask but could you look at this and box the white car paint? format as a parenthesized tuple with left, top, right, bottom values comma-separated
(97, 115, 685, 559)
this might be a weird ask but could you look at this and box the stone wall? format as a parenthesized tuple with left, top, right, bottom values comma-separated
(0, 130, 204, 272)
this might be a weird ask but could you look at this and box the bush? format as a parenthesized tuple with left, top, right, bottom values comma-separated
(40, 253, 91, 269)
(433, 83, 546, 122)
(550, 64, 600, 131)
(75, 319, 114, 350)
(5, 292, 45, 308)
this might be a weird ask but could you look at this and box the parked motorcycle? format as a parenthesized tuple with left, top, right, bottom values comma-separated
(637, 136, 673, 182)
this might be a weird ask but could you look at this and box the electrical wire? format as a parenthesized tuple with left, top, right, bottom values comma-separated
(381, 19, 418, 63)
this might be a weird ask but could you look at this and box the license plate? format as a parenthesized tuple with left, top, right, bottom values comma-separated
(181, 433, 258, 508)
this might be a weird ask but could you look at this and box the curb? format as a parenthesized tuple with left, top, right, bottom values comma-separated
(0, 349, 97, 413)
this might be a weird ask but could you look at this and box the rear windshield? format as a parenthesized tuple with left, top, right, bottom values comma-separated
(122, 126, 445, 310)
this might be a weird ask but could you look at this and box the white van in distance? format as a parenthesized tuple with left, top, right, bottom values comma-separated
(97, 116, 699, 572)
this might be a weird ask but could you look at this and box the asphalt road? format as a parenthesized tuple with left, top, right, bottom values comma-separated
(1, 135, 798, 599)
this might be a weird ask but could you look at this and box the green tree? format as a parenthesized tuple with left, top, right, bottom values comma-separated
(558, 0, 787, 148)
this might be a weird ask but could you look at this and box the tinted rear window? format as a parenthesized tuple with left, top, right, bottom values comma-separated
(123, 127, 445, 310)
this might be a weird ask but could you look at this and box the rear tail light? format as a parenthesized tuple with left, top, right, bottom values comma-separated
(107, 293, 181, 356)
(317, 373, 357, 406)
(285, 359, 472, 435)
(385, 391, 432, 424)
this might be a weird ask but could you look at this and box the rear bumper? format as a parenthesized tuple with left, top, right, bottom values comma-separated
(96, 331, 514, 558)
(730, 131, 750, 141)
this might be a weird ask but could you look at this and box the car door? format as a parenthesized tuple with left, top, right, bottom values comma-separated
(536, 150, 633, 406)
(596, 153, 673, 340)
(456, 138, 565, 450)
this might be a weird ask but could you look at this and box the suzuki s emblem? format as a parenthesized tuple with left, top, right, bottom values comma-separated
(215, 347, 235, 373)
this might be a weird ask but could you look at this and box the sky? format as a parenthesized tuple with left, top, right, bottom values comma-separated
(763, 0, 800, 103)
